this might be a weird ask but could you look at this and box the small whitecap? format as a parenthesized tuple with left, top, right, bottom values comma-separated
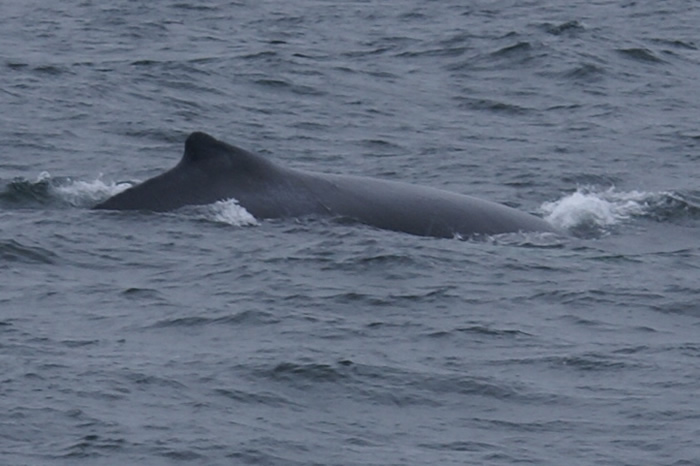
(540, 187, 651, 232)
(52, 176, 134, 207)
(36, 171, 52, 182)
(206, 198, 259, 227)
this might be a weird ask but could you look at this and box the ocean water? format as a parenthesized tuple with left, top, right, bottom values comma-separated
(2, 1, 700, 465)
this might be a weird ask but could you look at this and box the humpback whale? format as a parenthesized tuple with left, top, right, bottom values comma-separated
(94, 132, 559, 238)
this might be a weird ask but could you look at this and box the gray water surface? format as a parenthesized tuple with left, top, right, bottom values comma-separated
(2, 1, 699, 465)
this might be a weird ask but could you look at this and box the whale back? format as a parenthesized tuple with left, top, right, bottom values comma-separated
(95, 132, 559, 238)
(306, 173, 557, 237)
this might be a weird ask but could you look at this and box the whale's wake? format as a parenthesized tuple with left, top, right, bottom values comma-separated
(540, 186, 696, 237)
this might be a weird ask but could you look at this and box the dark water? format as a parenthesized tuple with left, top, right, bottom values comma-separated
(2, 1, 700, 465)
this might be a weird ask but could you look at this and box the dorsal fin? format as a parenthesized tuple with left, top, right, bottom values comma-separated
(183, 131, 234, 164)
(180, 132, 266, 172)
(184, 131, 218, 160)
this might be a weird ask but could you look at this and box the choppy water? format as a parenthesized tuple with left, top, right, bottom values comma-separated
(2, 1, 700, 465)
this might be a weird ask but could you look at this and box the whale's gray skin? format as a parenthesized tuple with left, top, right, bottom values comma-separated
(94, 132, 559, 238)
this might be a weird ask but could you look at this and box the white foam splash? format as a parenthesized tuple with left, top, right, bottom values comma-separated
(52, 175, 134, 207)
(36, 171, 52, 182)
(45, 172, 258, 227)
(540, 187, 651, 230)
(206, 198, 259, 227)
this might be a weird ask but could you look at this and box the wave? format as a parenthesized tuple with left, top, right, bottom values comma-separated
(150, 310, 277, 329)
(0, 172, 132, 209)
(0, 239, 58, 264)
(198, 198, 258, 227)
(540, 187, 699, 237)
